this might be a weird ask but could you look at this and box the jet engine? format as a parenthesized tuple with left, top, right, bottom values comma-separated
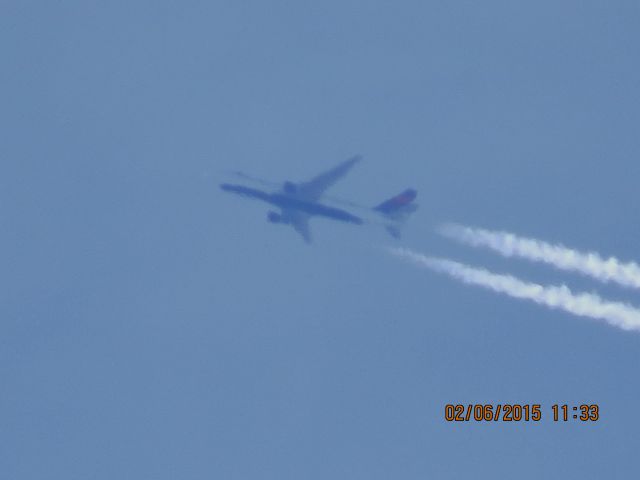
(283, 181, 297, 194)
(267, 211, 282, 223)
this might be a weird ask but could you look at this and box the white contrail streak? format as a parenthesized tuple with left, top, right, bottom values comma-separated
(439, 224, 640, 290)
(390, 247, 640, 332)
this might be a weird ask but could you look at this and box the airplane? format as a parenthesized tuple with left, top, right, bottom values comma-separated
(219, 155, 417, 243)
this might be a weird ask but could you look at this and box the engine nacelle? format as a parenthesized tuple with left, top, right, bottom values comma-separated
(267, 211, 282, 223)
(283, 181, 297, 194)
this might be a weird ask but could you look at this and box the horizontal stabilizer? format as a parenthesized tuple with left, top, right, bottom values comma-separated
(385, 225, 401, 239)
(374, 188, 418, 239)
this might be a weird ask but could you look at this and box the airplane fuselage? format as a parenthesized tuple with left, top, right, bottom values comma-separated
(220, 183, 363, 225)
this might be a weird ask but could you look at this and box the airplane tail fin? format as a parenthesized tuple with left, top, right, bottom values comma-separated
(373, 188, 418, 239)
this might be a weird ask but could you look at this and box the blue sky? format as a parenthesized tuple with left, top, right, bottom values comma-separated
(2, 1, 640, 478)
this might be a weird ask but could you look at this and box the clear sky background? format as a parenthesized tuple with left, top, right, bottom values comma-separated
(2, 1, 640, 478)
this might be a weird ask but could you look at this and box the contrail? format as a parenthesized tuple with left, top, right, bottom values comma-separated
(390, 247, 640, 332)
(439, 224, 640, 290)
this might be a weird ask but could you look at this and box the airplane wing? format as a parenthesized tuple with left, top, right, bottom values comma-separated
(289, 212, 312, 244)
(296, 155, 362, 202)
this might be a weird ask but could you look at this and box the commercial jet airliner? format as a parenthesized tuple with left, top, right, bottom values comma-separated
(220, 155, 417, 243)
